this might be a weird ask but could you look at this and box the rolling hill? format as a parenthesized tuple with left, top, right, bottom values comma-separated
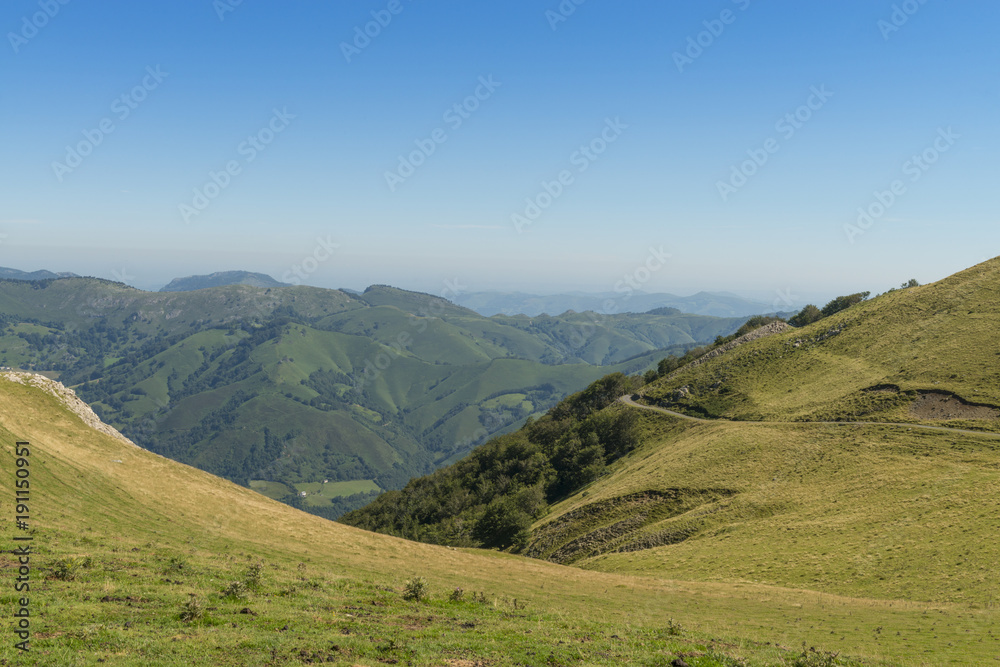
(0, 266, 78, 281)
(0, 277, 747, 517)
(343, 257, 1000, 664)
(0, 369, 975, 665)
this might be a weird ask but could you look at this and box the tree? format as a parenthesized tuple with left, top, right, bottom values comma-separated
(548, 433, 605, 499)
(789, 304, 822, 327)
(821, 292, 870, 317)
(550, 372, 630, 420)
(473, 496, 532, 549)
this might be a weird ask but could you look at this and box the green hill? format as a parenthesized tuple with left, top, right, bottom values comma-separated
(343, 257, 1000, 664)
(640, 257, 1000, 427)
(0, 278, 746, 517)
(0, 370, 973, 665)
(159, 271, 289, 292)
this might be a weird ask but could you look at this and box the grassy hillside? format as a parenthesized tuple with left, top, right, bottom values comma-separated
(340, 258, 1000, 664)
(0, 372, 925, 666)
(0, 278, 746, 517)
(641, 258, 1000, 428)
(528, 258, 1000, 663)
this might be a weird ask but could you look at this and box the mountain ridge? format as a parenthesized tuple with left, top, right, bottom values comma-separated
(451, 289, 777, 318)
(0, 277, 747, 518)
(159, 270, 289, 292)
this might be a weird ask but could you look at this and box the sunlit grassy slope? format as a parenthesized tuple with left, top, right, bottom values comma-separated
(1, 374, 986, 666)
(538, 412, 1000, 604)
(641, 257, 1000, 427)
(518, 258, 1000, 665)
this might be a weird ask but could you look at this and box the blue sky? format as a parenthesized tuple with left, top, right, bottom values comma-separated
(2, 0, 997, 305)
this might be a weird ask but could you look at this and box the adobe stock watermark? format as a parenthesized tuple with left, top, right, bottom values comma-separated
(7, 0, 71, 54)
(110, 266, 135, 285)
(384, 75, 502, 192)
(178, 107, 295, 223)
(772, 287, 799, 312)
(545, 0, 586, 31)
(843, 126, 958, 244)
(51, 66, 169, 183)
(452, 408, 518, 458)
(612, 246, 672, 300)
(213, 0, 244, 21)
(716, 85, 833, 202)
(281, 236, 340, 285)
(564, 245, 672, 351)
(511, 117, 627, 233)
(352, 278, 466, 389)
(673, 0, 752, 73)
(878, 0, 930, 40)
(340, 0, 414, 63)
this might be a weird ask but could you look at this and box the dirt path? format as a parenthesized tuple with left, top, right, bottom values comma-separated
(619, 395, 1000, 440)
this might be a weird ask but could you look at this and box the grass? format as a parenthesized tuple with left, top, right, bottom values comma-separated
(247, 480, 292, 500)
(541, 412, 1000, 606)
(6, 260, 1000, 664)
(0, 373, 914, 666)
(503, 259, 1000, 664)
(295, 479, 382, 506)
(643, 258, 1000, 428)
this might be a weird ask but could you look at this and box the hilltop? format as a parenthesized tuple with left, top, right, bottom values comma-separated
(0, 266, 78, 281)
(641, 257, 1000, 426)
(159, 271, 289, 292)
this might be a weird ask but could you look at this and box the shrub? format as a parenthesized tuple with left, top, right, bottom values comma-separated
(789, 644, 841, 667)
(402, 577, 428, 602)
(179, 595, 204, 622)
(243, 561, 264, 590)
(789, 304, 822, 328)
(449, 587, 465, 602)
(163, 556, 187, 574)
(821, 292, 870, 318)
(222, 580, 249, 600)
(473, 497, 533, 549)
(51, 557, 83, 581)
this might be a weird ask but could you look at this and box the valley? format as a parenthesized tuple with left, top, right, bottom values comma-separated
(0, 277, 746, 518)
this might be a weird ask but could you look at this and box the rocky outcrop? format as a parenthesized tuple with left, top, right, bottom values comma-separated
(1, 371, 138, 447)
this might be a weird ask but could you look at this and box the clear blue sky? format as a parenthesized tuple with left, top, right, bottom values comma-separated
(2, 0, 997, 305)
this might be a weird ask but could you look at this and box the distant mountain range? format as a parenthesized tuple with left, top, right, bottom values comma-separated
(450, 290, 778, 318)
(159, 271, 289, 292)
(0, 266, 78, 281)
(0, 267, 778, 320)
(0, 277, 747, 518)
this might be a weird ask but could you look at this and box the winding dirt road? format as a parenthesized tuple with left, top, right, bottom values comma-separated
(619, 394, 1000, 440)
